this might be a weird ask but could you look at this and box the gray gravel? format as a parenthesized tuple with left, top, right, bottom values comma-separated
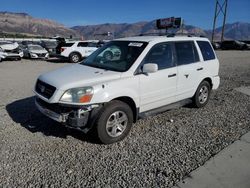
(0, 51, 250, 187)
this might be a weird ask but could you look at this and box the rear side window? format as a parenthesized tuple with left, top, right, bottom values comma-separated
(62, 43, 74, 47)
(175, 41, 199, 65)
(88, 42, 98, 47)
(77, 42, 88, 47)
(197, 41, 216, 61)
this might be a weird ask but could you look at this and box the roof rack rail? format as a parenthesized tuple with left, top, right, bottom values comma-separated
(136, 32, 207, 38)
(138, 33, 166, 36)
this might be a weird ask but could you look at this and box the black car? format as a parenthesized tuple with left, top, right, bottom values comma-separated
(221, 40, 248, 50)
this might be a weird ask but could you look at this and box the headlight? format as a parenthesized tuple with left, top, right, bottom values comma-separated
(60, 87, 93, 103)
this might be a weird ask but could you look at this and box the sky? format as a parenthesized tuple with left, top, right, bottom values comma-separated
(0, 0, 249, 29)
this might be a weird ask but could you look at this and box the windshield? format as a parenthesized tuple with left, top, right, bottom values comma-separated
(81, 41, 148, 72)
(29, 45, 44, 50)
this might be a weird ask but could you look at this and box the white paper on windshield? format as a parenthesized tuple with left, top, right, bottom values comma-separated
(128, 42, 143, 47)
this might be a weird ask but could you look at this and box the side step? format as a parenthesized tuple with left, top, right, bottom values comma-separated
(139, 99, 192, 119)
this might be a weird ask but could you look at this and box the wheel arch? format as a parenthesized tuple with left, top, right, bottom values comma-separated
(202, 77, 213, 88)
(111, 96, 138, 123)
(69, 51, 82, 59)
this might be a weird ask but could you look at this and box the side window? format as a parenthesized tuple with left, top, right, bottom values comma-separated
(197, 41, 216, 61)
(77, 42, 88, 47)
(175, 41, 199, 66)
(88, 42, 98, 47)
(143, 43, 174, 70)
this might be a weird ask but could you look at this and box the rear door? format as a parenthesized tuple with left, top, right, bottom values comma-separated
(175, 41, 201, 101)
(139, 42, 177, 112)
(196, 40, 219, 79)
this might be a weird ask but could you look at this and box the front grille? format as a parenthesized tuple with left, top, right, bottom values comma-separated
(5, 48, 20, 53)
(35, 79, 56, 99)
(37, 53, 46, 57)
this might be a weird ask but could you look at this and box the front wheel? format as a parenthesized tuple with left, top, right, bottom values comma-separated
(192, 81, 211, 108)
(96, 100, 133, 144)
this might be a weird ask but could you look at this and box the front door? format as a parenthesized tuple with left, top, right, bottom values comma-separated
(138, 42, 177, 112)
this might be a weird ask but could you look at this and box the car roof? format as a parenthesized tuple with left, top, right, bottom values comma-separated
(65, 40, 99, 43)
(115, 35, 210, 43)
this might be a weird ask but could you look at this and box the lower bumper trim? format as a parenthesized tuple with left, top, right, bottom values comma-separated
(35, 100, 68, 122)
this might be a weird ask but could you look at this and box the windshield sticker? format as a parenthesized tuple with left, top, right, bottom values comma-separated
(128, 42, 143, 47)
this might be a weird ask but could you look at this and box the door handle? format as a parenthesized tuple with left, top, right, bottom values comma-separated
(168, 73, 177, 78)
(197, 67, 203, 71)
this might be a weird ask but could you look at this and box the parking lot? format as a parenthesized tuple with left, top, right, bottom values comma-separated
(0, 51, 250, 187)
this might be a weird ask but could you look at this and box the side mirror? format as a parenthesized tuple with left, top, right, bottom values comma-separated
(142, 63, 158, 74)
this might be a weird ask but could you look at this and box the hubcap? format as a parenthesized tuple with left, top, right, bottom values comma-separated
(198, 86, 209, 104)
(72, 55, 79, 62)
(106, 111, 128, 137)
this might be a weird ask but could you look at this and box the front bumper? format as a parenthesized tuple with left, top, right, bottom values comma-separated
(30, 53, 49, 59)
(35, 97, 91, 129)
(35, 99, 67, 122)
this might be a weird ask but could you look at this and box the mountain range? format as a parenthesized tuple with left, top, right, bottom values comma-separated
(0, 12, 250, 40)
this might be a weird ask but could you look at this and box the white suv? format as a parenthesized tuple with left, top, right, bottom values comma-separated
(34, 35, 220, 144)
(60, 40, 98, 63)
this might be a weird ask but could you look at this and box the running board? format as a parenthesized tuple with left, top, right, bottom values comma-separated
(139, 99, 192, 119)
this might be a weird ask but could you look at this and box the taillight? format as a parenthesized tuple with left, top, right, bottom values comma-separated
(61, 47, 65, 52)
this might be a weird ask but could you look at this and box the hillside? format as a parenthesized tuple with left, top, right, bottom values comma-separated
(0, 12, 249, 40)
(72, 21, 250, 40)
(0, 12, 79, 38)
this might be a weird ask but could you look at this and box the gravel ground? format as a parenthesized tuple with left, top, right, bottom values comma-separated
(0, 51, 250, 187)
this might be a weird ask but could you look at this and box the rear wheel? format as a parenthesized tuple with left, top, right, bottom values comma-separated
(96, 100, 133, 144)
(69, 53, 81, 63)
(193, 81, 211, 108)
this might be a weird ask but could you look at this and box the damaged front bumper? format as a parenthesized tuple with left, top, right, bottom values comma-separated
(35, 97, 98, 131)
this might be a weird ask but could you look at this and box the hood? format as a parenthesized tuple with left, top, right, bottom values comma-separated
(39, 64, 122, 91)
(0, 42, 19, 51)
(30, 49, 48, 54)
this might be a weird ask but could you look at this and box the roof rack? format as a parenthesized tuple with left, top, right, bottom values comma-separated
(137, 32, 207, 38)
(138, 33, 166, 36)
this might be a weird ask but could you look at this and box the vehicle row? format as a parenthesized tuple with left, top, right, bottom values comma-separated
(0, 39, 107, 63)
(212, 40, 250, 50)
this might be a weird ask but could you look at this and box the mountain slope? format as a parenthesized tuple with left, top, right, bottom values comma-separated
(215, 22, 250, 40)
(0, 12, 79, 37)
(72, 21, 250, 40)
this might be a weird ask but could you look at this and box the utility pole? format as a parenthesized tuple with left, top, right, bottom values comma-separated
(212, 0, 228, 43)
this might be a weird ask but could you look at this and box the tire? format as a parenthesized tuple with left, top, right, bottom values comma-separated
(69, 53, 81, 63)
(96, 100, 133, 144)
(192, 81, 211, 108)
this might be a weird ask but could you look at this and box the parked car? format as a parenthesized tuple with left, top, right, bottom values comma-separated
(34, 35, 220, 144)
(0, 41, 23, 60)
(59, 40, 99, 63)
(240, 41, 250, 50)
(0, 47, 8, 62)
(23, 44, 49, 59)
(212, 42, 221, 50)
(40, 40, 58, 56)
(221, 40, 248, 50)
